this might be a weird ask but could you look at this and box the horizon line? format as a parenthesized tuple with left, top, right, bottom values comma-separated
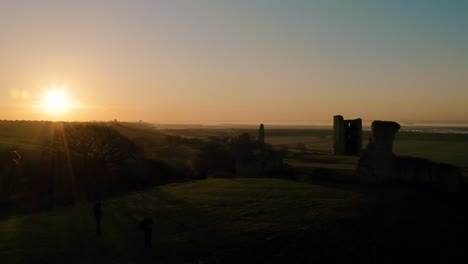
(2, 119, 468, 127)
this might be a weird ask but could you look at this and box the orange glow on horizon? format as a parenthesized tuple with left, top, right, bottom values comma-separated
(37, 86, 82, 116)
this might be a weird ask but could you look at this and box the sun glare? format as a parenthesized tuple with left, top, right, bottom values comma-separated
(40, 87, 75, 114)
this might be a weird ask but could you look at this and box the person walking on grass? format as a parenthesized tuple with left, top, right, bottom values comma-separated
(93, 201, 102, 235)
(139, 217, 153, 248)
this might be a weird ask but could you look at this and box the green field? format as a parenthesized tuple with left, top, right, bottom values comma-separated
(1, 122, 468, 263)
(1, 122, 466, 173)
(1, 178, 467, 263)
(0, 178, 365, 263)
(164, 127, 468, 173)
(396, 132, 468, 178)
(261, 130, 468, 177)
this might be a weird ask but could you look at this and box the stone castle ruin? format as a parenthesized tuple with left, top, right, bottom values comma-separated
(235, 124, 283, 177)
(333, 115, 362, 156)
(357, 121, 401, 181)
(357, 120, 463, 193)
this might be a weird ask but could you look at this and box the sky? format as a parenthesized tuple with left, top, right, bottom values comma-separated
(0, 0, 467, 124)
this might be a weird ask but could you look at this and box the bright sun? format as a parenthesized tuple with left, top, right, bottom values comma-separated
(41, 87, 73, 114)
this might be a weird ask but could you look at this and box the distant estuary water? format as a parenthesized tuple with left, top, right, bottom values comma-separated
(399, 127, 468, 134)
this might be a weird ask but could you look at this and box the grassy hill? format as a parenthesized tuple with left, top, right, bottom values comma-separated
(1, 121, 467, 263)
(1, 178, 467, 263)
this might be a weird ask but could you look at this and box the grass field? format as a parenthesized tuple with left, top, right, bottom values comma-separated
(0, 178, 365, 263)
(1, 122, 466, 171)
(1, 178, 467, 263)
(1, 122, 468, 263)
(261, 130, 468, 177)
(164, 127, 468, 172)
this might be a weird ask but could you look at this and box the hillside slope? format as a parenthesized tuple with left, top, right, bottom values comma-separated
(0, 178, 467, 263)
(0, 178, 365, 263)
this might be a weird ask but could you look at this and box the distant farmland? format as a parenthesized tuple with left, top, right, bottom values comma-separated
(1, 121, 467, 177)
(164, 127, 468, 176)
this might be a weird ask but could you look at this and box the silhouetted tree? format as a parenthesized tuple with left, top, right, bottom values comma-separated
(194, 140, 233, 177)
(231, 133, 256, 160)
(63, 124, 145, 197)
(65, 124, 143, 165)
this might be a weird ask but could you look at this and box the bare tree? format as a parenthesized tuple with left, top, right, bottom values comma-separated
(65, 124, 143, 165)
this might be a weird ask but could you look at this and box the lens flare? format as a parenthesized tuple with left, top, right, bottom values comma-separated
(40, 86, 77, 114)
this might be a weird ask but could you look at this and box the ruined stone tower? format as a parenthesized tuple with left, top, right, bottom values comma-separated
(333, 115, 362, 156)
(258, 123, 265, 147)
(356, 120, 463, 192)
(357, 120, 400, 181)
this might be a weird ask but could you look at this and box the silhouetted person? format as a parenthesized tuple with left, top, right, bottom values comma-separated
(139, 217, 153, 248)
(93, 202, 102, 235)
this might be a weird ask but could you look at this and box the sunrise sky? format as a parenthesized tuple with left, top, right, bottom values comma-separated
(0, 0, 467, 124)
